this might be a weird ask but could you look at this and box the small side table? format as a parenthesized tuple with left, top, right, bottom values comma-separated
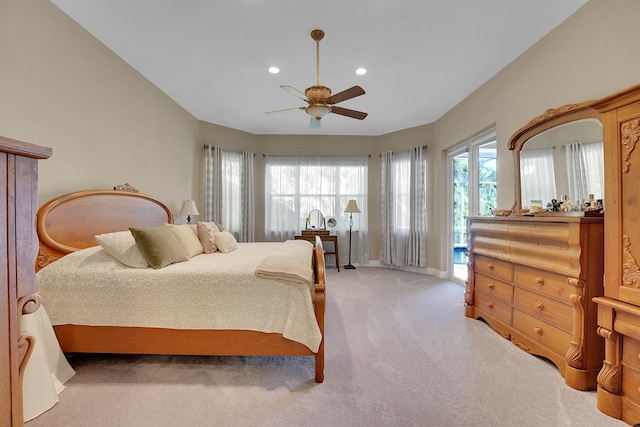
(295, 233, 340, 272)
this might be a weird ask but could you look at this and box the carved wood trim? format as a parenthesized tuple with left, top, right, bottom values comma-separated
(36, 247, 59, 271)
(511, 337, 531, 352)
(525, 104, 581, 128)
(113, 182, 139, 192)
(621, 119, 640, 173)
(596, 327, 621, 394)
(622, 235, 640, 288)
(566, 293, 585, 369)
(17, 294, 40, 377)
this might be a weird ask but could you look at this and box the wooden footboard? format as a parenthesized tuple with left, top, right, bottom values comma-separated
(53, 239, 326, 382)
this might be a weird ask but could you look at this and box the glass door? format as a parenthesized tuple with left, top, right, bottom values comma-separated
(447, 128, 497, 283)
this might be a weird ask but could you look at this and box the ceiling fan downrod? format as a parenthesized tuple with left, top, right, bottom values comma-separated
(310, 29, 324, 86)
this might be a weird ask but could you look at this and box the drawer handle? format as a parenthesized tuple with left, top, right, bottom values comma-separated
(535, 302, 544, 311)
(534, 327, 543, 335)
(535, 277, 545, 286)
(487, 283, 495, 290)
(487, 263, 494, 270)
(487, 302, 494, 309)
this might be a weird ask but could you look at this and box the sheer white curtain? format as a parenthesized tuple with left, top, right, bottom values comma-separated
(204, 145, 254, 242)
(264, 155, 368, 265)
(380, 145, 427, 267)
(566, 141, 604, 204)
(520, 147, 556, 209)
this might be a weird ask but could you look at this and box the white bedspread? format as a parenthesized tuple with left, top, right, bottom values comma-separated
(36, 242, 321, 352)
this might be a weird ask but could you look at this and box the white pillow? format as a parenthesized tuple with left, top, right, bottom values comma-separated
(215, 230, 238, 253)
(196, 221, 220, 253)
(165, 223, 204, 259)
(95, 231, 149, 268)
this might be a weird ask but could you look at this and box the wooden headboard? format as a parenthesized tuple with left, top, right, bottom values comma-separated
(36, 190, 172, 271)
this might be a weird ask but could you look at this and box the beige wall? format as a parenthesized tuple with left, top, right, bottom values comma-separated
(0, 0, 200, 217)
(430, 0, 640, 271)
(3, 0, 640, 273)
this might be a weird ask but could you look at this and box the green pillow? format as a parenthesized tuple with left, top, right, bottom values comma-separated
(130, 225, 188, 269)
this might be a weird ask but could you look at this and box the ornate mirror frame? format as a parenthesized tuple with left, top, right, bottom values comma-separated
(508, 100, 602, 214)
(509, 84, 640, 214)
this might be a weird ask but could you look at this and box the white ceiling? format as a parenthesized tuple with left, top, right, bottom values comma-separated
(51, 0, 588, 136)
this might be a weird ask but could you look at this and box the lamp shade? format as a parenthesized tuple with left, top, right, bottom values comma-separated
(344, 199, 361, 214)
(179, 200, 199, 216)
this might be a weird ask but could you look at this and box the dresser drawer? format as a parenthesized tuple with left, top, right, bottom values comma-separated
(513, 309, 572, 355)
(623, 337, 640, 371)
(474, 290, 512, 326)
(474, 255, 513, 282)
(474, 273, 513, 304)
(513, 288, 572, 333)
(622, 365, 640, 406)
(514, 265, 574, 304)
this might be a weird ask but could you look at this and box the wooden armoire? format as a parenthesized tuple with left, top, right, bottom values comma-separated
(1, 136, 51, 426)
(591, 84, 640, 425)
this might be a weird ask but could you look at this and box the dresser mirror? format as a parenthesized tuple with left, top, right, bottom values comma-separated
(509, 104, 603, 213)
(305, 209, 325, 230)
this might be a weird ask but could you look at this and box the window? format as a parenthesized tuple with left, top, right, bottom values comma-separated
(520, 147, 556, 209)
(380, 146, 427, 267)
(204, 146, 254, 241)
(264, 155, 368, 264)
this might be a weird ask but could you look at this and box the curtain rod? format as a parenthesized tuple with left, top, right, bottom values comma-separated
(378, 145, 428, 157)
(203, 144, 255, 156)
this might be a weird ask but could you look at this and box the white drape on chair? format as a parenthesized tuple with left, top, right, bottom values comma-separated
(519, 147, 556, 209)
(204, 145, 255, 242)
(380, 145, 427, 267)
(264, 154, 369, 265)
(566, 141, 604, 204)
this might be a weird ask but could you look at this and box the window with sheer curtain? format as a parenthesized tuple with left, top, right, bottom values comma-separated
(566, 140, 604, 204)
(264, 155, 368, 265)
(204, 145, 254, 242)
(380, 146, 427, 267)
(519, 147, 556, 209)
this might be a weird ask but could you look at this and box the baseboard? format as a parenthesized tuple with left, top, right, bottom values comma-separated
(358, 261, 448, 279)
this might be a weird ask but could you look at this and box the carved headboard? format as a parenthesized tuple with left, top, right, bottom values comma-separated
(36, 189, 172, 270)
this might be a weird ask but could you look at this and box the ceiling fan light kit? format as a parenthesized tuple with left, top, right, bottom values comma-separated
(266, 29, 368, 128)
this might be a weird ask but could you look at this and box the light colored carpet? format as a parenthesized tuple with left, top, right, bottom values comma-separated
(26, 267, 626, 426)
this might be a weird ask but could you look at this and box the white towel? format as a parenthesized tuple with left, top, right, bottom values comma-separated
(255, 239, 314, 285)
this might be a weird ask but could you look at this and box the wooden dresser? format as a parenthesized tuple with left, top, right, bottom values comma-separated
(591, 84, 640, 424)
(465, 215, 604, 390)
(0, 136, 51, 426)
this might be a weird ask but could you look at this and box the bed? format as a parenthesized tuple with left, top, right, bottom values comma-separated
(34, 189, 326, 383)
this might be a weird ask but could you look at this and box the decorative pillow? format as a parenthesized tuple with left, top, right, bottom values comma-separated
(196, 221, 220, 253)
(95, 231, 149, 268)
(165, 223, 204, 258)
(215, 230, 238, 253)
(129, 225, 188, 269)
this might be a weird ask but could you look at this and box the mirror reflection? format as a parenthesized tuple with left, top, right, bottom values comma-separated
(305, 209, 325, 230)
(519, 118, 603, 211)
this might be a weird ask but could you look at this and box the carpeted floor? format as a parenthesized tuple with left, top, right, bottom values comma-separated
(26, 267, 626, 426)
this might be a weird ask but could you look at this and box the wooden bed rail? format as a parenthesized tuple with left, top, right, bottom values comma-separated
(313, 235, 326, 382)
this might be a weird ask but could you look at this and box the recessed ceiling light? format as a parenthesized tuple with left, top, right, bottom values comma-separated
(356, 68, 367, 76)
(268, 66, 280, 74)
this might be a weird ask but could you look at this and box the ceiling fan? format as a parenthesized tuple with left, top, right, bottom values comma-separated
(266, 29, 367, 128)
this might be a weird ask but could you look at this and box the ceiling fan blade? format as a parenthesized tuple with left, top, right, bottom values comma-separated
(280, 85, 309, 101)
(331, 106, 368, 120)
(327, 86, 365, 104)
(265, 107, 304, 115)
(309, 118, 321, 128)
